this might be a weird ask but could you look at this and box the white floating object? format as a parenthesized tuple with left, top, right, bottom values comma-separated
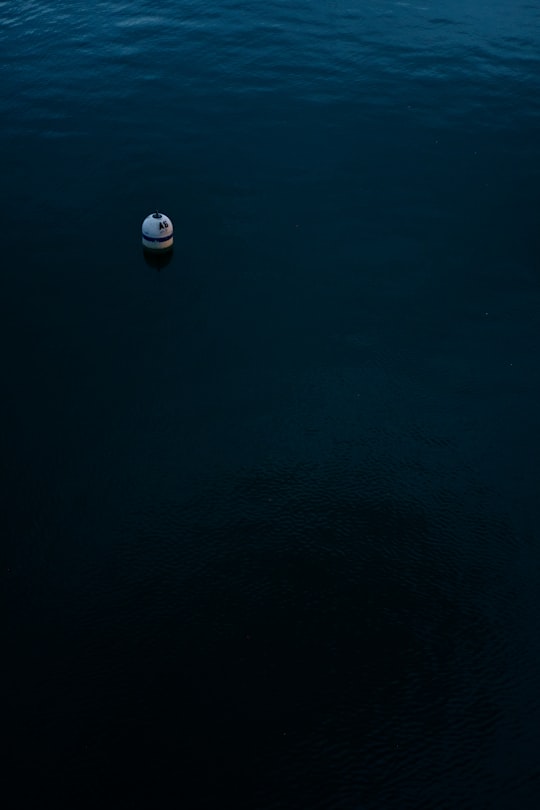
(142, 211, 174, 251)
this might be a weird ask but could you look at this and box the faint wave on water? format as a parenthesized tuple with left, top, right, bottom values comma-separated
(2, 1, 539, 131)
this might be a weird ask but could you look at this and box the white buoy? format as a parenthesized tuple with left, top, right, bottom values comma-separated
(142, 211, 174, 251)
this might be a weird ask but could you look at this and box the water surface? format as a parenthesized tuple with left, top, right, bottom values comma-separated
(3, 2, 540, 806)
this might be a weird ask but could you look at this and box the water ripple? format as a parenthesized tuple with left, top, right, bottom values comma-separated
(2, 1, 539, 124)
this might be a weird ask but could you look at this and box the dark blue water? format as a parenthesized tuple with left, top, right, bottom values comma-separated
(3, 1, 540, 806)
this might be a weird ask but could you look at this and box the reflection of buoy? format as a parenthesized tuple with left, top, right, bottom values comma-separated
(143, 248, 173, 271)
(142, 210, 173, 251)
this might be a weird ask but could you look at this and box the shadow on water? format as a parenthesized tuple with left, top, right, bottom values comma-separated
(142, 247, 174, 272)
